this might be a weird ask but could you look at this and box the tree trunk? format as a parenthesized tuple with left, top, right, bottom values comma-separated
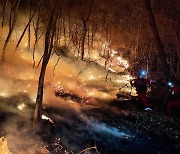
(15, 6, 37, 50)
(143, 0, 171, 82)
(1, 0, 20, 62)
(33, 1, 59, 127)
(1, 0, 8, 28)
(81, 21, 87, 60)
(33, 56, 49, 125)
(80, 0, 95, 60)
(33, 28, 52, 127)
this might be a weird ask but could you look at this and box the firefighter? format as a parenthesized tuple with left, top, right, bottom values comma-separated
(130, 70, 153, 111)
(167, 81, 180, 117)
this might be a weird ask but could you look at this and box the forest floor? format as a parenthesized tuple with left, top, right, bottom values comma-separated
(0, 92, 180, 154)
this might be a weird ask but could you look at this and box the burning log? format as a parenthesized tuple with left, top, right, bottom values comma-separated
(55, 89, 87, 104)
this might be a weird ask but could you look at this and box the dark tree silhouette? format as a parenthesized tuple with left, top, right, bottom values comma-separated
(1, 0, 20, 62)
(33, 0, 60, 127)
(143, 0, 171, 82)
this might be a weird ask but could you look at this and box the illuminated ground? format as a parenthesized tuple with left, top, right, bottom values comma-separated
(0, 92, 180, 153)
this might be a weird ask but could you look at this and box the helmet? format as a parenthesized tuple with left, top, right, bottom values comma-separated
(138, 70, 147, 78)
(168, 81, 174, 88)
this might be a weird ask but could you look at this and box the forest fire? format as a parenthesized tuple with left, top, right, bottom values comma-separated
(0, 0, 179, 153)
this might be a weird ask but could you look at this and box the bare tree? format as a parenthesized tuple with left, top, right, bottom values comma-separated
(33, 0, 60, 127)
(15, 0, 43, 50)
(80, 0, 95, 60)
(1, 0, 8, 28)
(143, 0, 171, 82)
(1, 0, 20, 62)
(32, 13, 43, 67)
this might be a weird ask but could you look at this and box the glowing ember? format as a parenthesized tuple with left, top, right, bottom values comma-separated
(123, 75, 133, 80)
(27, 84, 31, 88)
(87, 91, 95, 97)
(42, 115, 49, 120)
(111, 50, 118, 57)
(88, 75, 96, 80)
(0, 93, 7, 97)
(67, 83, 76, 89)
(108, 67, 116, 73)
(102, 92, 110, 98)
(42, 115, 54, 123)
(116, 57, 129, 68)
(17, 103, 26, 111)
(116, 79, 126, 84)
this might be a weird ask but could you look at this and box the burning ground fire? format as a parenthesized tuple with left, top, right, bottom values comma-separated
(2, 40, 133, 102)
(0, 44, 134, 153)
(0, 48, 134, 103)
(0, 13, 135, 153)
(0, 12, 133, 103)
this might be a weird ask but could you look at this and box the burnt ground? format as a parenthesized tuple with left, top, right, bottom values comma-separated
(0, 93, 180, 154)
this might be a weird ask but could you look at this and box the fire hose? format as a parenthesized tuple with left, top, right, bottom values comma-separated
(118, 83, 133, 96)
